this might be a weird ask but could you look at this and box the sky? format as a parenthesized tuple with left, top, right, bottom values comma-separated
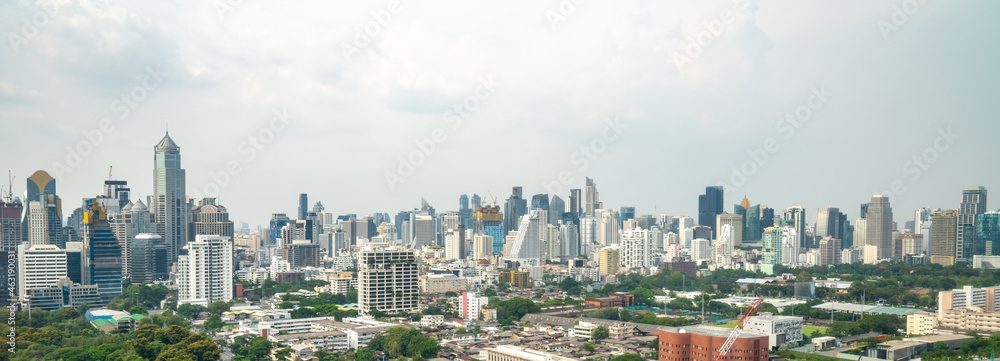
(1, 0, 998, 228)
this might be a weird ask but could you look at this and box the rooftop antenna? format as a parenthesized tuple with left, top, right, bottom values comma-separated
(4, 170, 13, 202)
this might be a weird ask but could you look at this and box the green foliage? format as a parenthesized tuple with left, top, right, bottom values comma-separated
(582, 342, 596, 352)
(609, 355, 645, 361)
(492, 297, 541, 326)
(204, 314, 224, 331)
(177, 303, 208, 320)
(368, 326, 440, 359)
(591, 326, 610, 340)
(129, 305, 149, 315)
(557, 277, 584, 295)
(208, 301, 231, 315)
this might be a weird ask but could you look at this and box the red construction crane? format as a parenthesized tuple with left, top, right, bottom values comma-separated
(712, 298, 764, 361)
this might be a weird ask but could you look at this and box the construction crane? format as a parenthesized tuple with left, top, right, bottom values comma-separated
(712, 298, 764, 361)
(487, 190, 498, 206)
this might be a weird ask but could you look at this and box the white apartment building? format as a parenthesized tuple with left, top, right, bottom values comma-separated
(358, 248, 419, 315)
(17, 244, 67, 302)
(178, 235, 233, 306)
(619, 227, 654, 270)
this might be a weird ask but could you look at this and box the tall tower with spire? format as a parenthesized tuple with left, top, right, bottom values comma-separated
(153, 132, 187, 263)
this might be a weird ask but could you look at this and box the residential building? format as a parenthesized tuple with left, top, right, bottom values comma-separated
(177, 235, 234, 306)
(459, 291, 488, 320)
(598, 247, 620, 275)
(358, 248, 419, 315)
(619, 227, 654, 270)
(907, 312, 938, 335)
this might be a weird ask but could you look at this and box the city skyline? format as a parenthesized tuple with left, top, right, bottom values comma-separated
(1, 1, 998, 227)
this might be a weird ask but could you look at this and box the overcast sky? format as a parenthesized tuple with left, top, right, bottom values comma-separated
(1, 0, 998, 228)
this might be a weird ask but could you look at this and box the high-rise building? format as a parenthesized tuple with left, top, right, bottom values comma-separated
(358, 248, 419, 315)
(691, 238, 711, 264)
(17, 244, 66, 303)
(761, 227, 782, 275)
(503, 187, 528, 236)
(459, 291, 488, 320)
(473, 233, 493, 260)
(783, 206, 807, 249)
(978, 212, 1000, 257)
(153, 133, 188, 262)
(549, 195, 565, 225)
(598, 246, 619, 275)
(569, 189, 582, 215)
(735, 197, 762, 243)
(504, 211, 543, 266)
(619, 227, 653, 270)
(579, 217, 598, 255)
(698, 186, 724, 238)
(129, 233, 169, 283)
(865, 195, 894, 261)
(584, 178, 602, 217)
(298, 193, 308, 220)
(282, 241, 320, 268)
(177, 235, 233, 306)
(560, 222, 579, 261)
(716, 213, 744, 246)
(598, 210, 621, 246)
(901, 233, 925, 256)
(816, 206, 844, 240)
(860, 204, 869, 220)
(23, 170, 63, 248)
(931, 210, 959, 266)
(111, 199, 150, 278)
(0, 199, 22, 253)
(445, 226, 466, 260)
(474, 205, 503, 254)
(818, 236, 842, 266)
(81, 200, 122, 303)
(620, 206, 635, 222)
(530, 194, 549, 212)
(958, 187, 988, 261)
(269, 213, 290, 245)
(189, 198, 235, 246)
(413, 213, 435, 248)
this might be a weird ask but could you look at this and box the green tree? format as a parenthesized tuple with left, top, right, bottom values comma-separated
(610, 355, 645, 361)
(177, 303, 207, 320)
(204, 314, 224, 332)
(129, 305, 149, 315)
(208, 301, 231, 315)
(76, 303, 90, 314)
(591, 326, 610, 340)
(582, 343, 596, 352)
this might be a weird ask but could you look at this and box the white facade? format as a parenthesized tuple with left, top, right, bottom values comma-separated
(598, 210, 621, 246)
(473, 233, 493, 260)
(691, 238, 711, 263)
(780, 227, 799, 266)
(358, 248, 419, 315)
(459, 291, 488, 320)
(445, 230, 463, 260)
(17, 244, 67, 302)
(178, 235, 234, 306)
(619, 227, 654, 269)
(744, 315, 804, 348)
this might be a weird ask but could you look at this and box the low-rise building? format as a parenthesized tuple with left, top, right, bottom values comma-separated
(419, 274, 467, 294)
(906, 312, 938, 335)
(271, 330, 349, 351)
(480, 345, 581, 361)
(500, 270, 531, 288)
(584, 293, 635, 309)
(743, 315, 803, 348)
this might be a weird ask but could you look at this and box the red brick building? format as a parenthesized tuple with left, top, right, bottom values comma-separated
(656, 326, 768, 361)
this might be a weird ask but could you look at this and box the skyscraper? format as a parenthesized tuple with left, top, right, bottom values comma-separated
(761, 227, 782, 275)
(930, 209, 958, 266)
(153, 132, 188, 262)
(23, 170, 63, 248)
(783, 206, 807, 249)
(619, 227, 653, 270)
(977, 212, 1000, 257)
(958, 187, 988, 261)
(81, 199, 123, 304)
(0, 199, 22, 252)
(298, 193, 308, 220)
(569, 189, 582, 215)
(111, 200, 150, 278)
(598, 210, 621, 246)
(716, 213, 744, 246)
(816, 206, 843, 240)
(865, 195, 894, 260)
(473, 205, 503, 254)
(129, 233, 168, 283)
(530, 194, 549, 212)
(560, 222, 579, 260)
(189, 199, 235, 242)
(584, 178, 602, 217)
(504, 211, 543, 266)
(503, 186, 527, 236)
(698, 186, 724, 238)
(268, 213, 290, 245)
(549, 195, 565, 225)
(177, 235, 233, 306)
